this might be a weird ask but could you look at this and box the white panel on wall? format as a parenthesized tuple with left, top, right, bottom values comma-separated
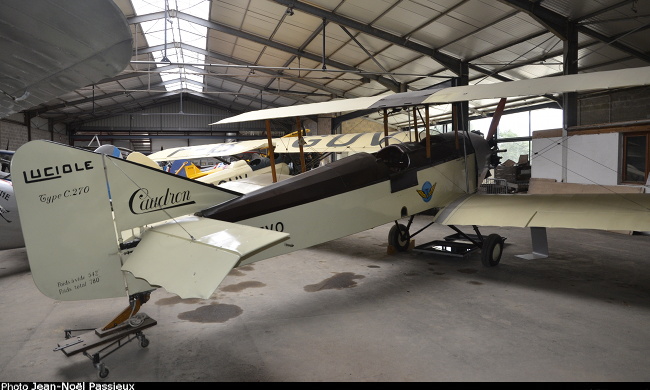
(567, 133, 618, 186)
(531, 136, 563, 182)
(532, 132, 619, 186)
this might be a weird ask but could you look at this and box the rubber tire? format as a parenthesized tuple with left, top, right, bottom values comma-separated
(481, 234, 503, 267)
(98, 366, 109, 379)
(388, 223, 410, 252)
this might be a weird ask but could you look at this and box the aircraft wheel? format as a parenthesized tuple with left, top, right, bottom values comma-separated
(129, 313, 146, 327)
(481, 234, 503, 267)
(388, 223, 410, 252)
(97, 364, 109, 379)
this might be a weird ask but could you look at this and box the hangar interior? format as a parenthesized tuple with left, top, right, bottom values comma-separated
(1, 0, 650, 189)
(1, 0, 650, 383)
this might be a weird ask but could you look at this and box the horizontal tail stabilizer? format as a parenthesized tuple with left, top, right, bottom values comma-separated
(122, 216, 290, 299)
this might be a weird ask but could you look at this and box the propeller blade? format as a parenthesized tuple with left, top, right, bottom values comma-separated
(486, 98, 507, 143)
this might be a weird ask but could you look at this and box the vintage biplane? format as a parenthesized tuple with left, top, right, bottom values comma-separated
(10, 66, 650, 376)
(147, 140, 292, 188)
(146, 128, 330, 186)
(12, 65, 650, 299)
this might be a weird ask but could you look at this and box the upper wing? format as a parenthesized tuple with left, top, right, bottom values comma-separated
(436, 193, 650, 232)
(423, 66, 650, 104)
(214, 95, 389, 124)
(212, 66, 650, 125)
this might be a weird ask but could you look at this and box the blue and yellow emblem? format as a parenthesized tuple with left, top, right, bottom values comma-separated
(417, 181, 436, 202)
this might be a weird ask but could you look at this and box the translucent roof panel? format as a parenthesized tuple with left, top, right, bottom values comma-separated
(132, 0, 210, 93)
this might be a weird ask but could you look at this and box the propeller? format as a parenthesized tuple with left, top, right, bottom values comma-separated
(486, 98, 507, 168)
(486, 97, 507, 147)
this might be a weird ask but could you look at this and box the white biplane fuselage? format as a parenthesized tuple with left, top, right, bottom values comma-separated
(200, 134, 483, 265)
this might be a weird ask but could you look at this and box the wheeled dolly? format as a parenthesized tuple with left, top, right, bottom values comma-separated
(53, 292, 156, 379)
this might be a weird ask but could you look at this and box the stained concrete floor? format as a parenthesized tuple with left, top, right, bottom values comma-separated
(1, 215, 650, 382)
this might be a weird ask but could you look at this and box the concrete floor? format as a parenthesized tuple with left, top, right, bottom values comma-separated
(1, 215, 650, 382)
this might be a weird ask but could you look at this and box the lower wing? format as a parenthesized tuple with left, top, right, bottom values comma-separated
(436, 193, 650, 232)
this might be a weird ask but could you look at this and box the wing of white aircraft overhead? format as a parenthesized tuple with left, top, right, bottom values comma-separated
(212, 66, 650, 125)
(0, 0, 132, 118)
(435, 193, 650, 232)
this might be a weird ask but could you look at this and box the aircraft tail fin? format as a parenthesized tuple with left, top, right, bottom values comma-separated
(12, 140, 243, 301)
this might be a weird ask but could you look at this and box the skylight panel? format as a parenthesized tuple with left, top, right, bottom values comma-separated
(132, 0, 210, 93)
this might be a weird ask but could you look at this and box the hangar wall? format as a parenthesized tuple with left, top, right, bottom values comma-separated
(70, 99, 271, 153)
(0, 115, 67, 151)
(530, 86, 650, 189)
(579, 87, 650, 124)
(531, 131, 620, 185)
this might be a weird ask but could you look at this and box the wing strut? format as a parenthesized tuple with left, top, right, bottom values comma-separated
(413, 106, 419, 142)
(296, 117, 307, 173)
(265, 119, 278, 182)
(383, 108, 389, 147)
(425, 105, 431, 159)
(452, 104, 460, 150)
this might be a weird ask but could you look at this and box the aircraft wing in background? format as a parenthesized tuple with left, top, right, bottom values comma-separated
(0, 0, 132, 118)
(147, 139, 271, 162)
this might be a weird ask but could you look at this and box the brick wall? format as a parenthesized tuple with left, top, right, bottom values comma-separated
(0, 118, 67, 150)
(579, 86, 650, 125)
(0, 121, 28, 150)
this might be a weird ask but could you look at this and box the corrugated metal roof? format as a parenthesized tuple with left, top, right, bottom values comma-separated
(3, 0, 649, 133)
